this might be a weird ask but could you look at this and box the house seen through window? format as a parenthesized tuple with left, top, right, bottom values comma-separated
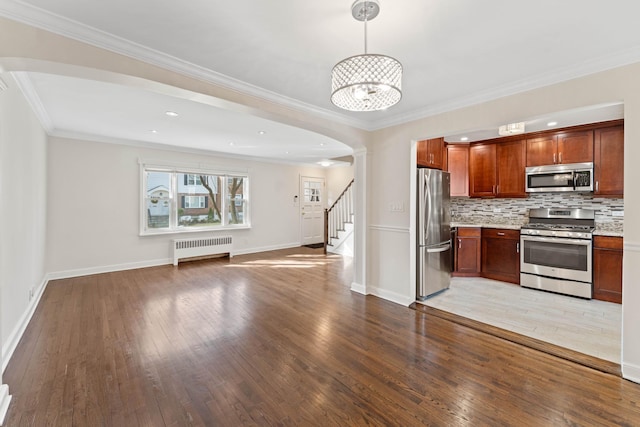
(142, 167, 248, 234)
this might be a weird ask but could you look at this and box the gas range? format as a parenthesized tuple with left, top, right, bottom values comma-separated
(521, 208, 595, 239)
(520, 208, 596, 299)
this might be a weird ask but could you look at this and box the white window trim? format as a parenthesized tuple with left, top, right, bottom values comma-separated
(140, 163, 250, 236)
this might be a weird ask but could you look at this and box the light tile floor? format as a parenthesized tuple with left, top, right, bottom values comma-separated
(418, 277, 622, 363)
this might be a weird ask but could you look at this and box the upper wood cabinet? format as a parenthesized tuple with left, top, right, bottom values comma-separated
(469, 140, 525, 198)
(469, 143, 497, 197)
(526, 130, 593, 166)
(446, 145, 469, 197)
(594, 125, 624, 196)
(496, 140, 526, 197)
(417, 138, 445, 169)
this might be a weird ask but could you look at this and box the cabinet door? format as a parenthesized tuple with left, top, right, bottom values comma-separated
(417, 140, 430, 167)
(469, 144, 497, 197)
(454, 227, 481, 276)
(557, 130, 593, 164)
(481, 229, 520, 284)
(593, 236, 623, 304)
(428, 138, 445, 170)
(496, 139, 526, 197)
(446, 145, 469, 197)
(526, 136, 557, 166)
(594, 126, 624, 196)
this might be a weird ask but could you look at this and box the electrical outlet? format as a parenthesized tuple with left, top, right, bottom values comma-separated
(612, 211, 624, 217)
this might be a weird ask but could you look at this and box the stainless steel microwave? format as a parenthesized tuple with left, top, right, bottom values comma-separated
(525, 162, 594, 193)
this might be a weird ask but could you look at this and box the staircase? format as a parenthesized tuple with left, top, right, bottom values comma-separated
(324, 179, 354, 256)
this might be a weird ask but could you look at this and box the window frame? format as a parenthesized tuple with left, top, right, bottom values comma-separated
(140, 163, 250, 236)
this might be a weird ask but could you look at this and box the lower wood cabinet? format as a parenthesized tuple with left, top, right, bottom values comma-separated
(593, 236, 623, 304)
(453, 227, 481, 276)
(481, 228, 520, 284)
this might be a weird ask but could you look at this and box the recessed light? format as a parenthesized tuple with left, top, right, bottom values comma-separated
(285, 151, 289, 154)
(258, 130, 266, 135)
(460, 137, 469, 142)
(318, 160, 332, 167)
(547, 121, 558, 127)
(320, 143, 326, 146)
(165, 111, 179, 117)
(150, 129, 158, 133)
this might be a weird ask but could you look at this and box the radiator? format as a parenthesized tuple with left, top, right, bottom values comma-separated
(172, 236, 233, 265)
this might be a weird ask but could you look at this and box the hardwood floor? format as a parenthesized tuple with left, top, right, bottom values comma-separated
(5, 247, 640, 426)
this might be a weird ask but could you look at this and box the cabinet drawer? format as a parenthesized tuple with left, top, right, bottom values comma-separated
(481, 228, 520, 240)
(457, 227, 481, 238)
(594, 236, 623, 250)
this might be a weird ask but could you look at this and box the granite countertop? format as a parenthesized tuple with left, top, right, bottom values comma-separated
(594, 223, 624, 237)
(452, 216, 624, 237)
(451, 216, 525, 231)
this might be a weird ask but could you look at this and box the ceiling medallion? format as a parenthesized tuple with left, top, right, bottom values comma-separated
(331, 0, 402, 112)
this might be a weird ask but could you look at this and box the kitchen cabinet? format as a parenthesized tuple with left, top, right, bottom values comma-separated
(594, 125, 624, 196)
(496, 140, 526, 197)
(454, 227, 481, 276)
(417, 137, 444, 169)
(446, 144, 469, 197)
(469, 140, 525, 197)
(469, 143, 496, 197)
(526, 130, 593, 166)
(481, 228, 520, 284)
(593, 236, 623, 304)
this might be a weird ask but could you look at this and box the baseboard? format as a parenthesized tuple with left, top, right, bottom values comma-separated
(0, 385, 11, 426)
(351, 282, 366, 294)
(2, 275, 48, 373)
(46, 258, 172, 281)
(368, 285, 415, 307)
(622, 362, 640, 384)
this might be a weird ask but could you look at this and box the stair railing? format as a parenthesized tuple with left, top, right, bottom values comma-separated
(324, 179, 354, 254)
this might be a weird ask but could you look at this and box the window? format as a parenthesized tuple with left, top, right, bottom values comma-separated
(141, 166, 249, 235)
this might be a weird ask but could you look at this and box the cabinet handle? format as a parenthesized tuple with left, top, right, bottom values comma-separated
(553, 153, 556, 163)
(458, 238, 462, 249)
(492, 185, 496, 194)
(496, 185, 499, 194)
(596, 181, 599, 192)
(497, 232, 505, 236)
(559, 152, 562, 163)
(516, 243, 520, 253)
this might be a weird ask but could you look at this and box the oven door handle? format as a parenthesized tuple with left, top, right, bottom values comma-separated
(521, 235, 592, 246)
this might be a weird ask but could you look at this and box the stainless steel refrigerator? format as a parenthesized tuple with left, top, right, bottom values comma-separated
(417, 168, 451, 300)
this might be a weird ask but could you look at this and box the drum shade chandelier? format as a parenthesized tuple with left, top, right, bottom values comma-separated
(331, 0, 402, 112)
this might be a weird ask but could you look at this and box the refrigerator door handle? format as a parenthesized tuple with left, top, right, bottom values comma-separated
(426, 243, 451, 253)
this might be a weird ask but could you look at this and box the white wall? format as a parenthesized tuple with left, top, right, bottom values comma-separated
(0, 74, 48, 377)
(368, 63, 640, 382)
(46, 136, 330, 276)
(325, 164, 354, 207)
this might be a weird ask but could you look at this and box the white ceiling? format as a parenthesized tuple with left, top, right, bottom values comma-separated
(1, 0, 639, 162)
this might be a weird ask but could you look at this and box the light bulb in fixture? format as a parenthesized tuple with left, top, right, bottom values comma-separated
(460, 137, 469, 142)
(165, 111, 179, 117)
(547, 121, 558, 127)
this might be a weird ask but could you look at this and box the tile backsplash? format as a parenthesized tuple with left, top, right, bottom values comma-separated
(451, 193, 623, 227)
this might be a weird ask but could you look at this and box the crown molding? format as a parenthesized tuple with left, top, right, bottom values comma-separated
(48, 128, 344, 168)
(11, 71, 54, 132)
(0, 1, 370, 130)
(3, 1, 640, 134)
(370, 45, 640, 131)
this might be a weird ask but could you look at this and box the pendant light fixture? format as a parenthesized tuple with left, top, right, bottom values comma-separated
(331, 0, 403, 112)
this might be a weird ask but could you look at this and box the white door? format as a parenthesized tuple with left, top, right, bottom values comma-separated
(300, 176, 325, 245)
